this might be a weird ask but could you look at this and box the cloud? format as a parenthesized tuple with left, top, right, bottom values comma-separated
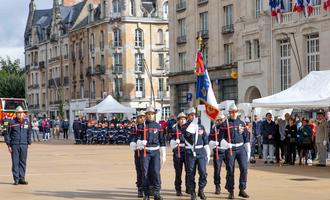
(0, 0, 52, 65)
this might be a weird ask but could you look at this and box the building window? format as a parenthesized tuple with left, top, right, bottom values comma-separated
(101, 55, 105, 66)
(177, 84, 189, 113)
(162, 107, 170, 120)
(159, 53, 164, 69)
(158, 78, 164, 92)
(114, 78, 123, 96)
(157, 29, 163, 44)
(246, 41, 252, 60)
(283, 0, 293, 13)
(135, 53, 144, 72)
(224, 43, 233, 64)
(178, 18, 186, 37)
(178, 52, 186, 71)
(129, 0, 135, 16)
(200, 12, 208, 32)
(280, 39, 291, 91)
(135, 29, 144, 47)
(113, 53, 122, 65)
(136, 78, 144, 97)
(90, 33, 95, 52)
(314, 0, 321, 5)
(113, 29, 121, 47)
(113, 0, 121, 13)
(307, 34, 320, 72)
(100, 31, 104, 51)
(254, 39, 260, 59)
(163, 1, 168, 19)
(256, 0, 262, 18)
(166, 78, 169, 91)
(224, 4, 233, 26)
(218, 79, 238, 102)
(91, 80, 96, 99)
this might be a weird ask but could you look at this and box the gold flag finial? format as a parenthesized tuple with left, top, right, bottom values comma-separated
(197, 34, 203, 51)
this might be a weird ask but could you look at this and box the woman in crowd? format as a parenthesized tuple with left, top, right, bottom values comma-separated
(285, 117, 298, 165)
(297, 118, 313, 165)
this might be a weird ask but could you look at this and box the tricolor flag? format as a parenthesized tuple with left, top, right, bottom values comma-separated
(293, 0, 304, 12)
(269, 0, 278, 16)
(276, 0, 285, 23)
(195, 51, 219, 121)
(195, 51, 205, 76)
(324, 0, 330, 10)
(304, 0, 314, 16)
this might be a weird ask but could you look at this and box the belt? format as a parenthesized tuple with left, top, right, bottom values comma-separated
(185, 145, 203, 149)
(178, 144, 185, 147)
(231, 143, 243, 147)
(146, 146, 160, 151)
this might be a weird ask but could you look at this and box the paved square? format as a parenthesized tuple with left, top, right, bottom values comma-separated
(0, 141, 329, 200)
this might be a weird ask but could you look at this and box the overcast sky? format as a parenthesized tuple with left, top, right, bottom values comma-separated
(0, 0, 53, 66)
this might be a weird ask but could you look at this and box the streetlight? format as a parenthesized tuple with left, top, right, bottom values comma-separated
(142, 58, 156, 108)
(282, 32, 303, 80)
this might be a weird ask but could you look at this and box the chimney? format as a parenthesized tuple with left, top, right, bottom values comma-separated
(62, 0, 81, 6)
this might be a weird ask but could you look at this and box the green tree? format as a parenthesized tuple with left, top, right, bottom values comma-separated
(0, 57, 25, 98)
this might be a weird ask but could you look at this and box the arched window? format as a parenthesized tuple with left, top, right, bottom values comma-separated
(129, 0, 135, 16)
(135, 29, 144, 47)
(90, 33, 95, 52)
(163, 1, 168, 19)
(113, 29, 121, 47)
(100, 30, 104, 51)
(157, 29, 163, 44)
(113, 0, 121, 13)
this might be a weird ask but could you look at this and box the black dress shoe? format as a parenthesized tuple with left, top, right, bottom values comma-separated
(198, 189, 207, 200)
(264, 161, 268, 164)
(154, 194, 163, 200)
(176, 190, 183, 196)
(316, 164, 326, 167)
(239, 190, 250, 198)
(228, 192, 234, 199)
(137, 190, 144, 198)
(215, 185, 221, 194)
(191, 191, 196, 200)
(186, 188, 190, 194)
(19, 180, 28, 185)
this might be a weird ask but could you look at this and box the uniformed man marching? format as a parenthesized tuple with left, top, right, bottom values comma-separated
(168, 112, 188, 196)
(136, 106, 166, 200)
(5, 106, 31, 185)
(219, 103, 250, 199)
(129, 111, 146, 197)
(183, 107, 210, 200)
(209, 113, 226, 195)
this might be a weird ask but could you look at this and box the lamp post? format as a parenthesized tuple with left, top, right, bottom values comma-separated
(282, 32, 303, 80)
(142, 58, 156, 108)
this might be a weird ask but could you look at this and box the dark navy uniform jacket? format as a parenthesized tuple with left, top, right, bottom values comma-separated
(168, 123, 187, 151)
(209, 124, 226, 153)
(5, 118, 32, 146)
(136, 120, 166, 148)
(129, 124, 143, 143)
(183, 120, 208, 156)
(219, 118, 250, 149)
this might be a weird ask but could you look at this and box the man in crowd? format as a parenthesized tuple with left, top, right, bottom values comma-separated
(262, 113, 276, 164)
(136, 106, 166, 200)
(250, 115, 262, 163)
(219, 103, 250, 199)
(315, 109, 329, 167)
(5, 106, 31, 185)
(72, 116, 82, 144)
(183, 107, 210, 200)
(168, 112, 188, 196)
(279, 113, 290, 162)
(209, 114, 226, 195)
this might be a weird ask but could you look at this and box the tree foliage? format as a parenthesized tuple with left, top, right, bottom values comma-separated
(0, 57, 25, 98)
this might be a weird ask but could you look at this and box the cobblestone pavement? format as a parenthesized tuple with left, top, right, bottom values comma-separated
(0, 140, 329, 200)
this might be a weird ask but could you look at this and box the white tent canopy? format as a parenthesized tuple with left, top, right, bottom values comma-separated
(83, 95, 136, 114)
(252, 71, 330, 109)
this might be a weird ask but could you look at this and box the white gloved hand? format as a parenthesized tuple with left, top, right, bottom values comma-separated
(204, 145, 211, 164)
(244, 142, 251, 163)
(175, 139, 180, 144)
(209, 140, 217, 149)
(129, 142, 137, 151)
(161, 147, 166, 165)
(323, 140, 327, 146)
(142, 140, 148, 146)
(170, 140, 177, 150)
(220, 139, 231, 150)
(136, 140, 144, 150)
